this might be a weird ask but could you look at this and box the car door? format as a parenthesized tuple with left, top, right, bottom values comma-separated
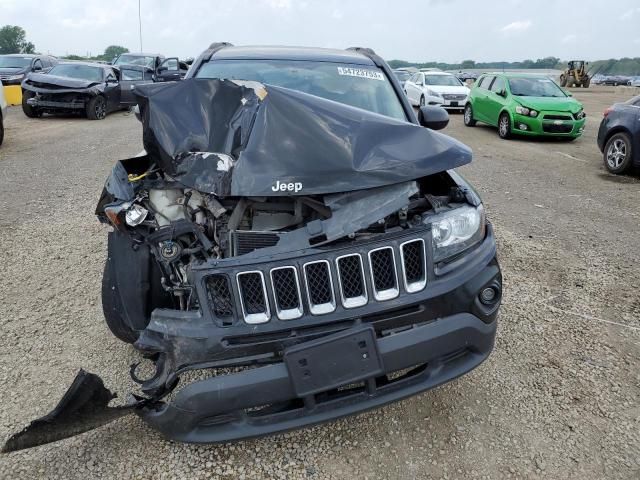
(155, 58, 182, 82)
(118, 67, 154, 105)
(472, 75, 493, 123)
(103, 69, 122, 111)
(485, 76, 508, 126)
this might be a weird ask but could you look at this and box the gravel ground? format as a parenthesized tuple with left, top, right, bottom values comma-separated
(0, 86, 638, 479)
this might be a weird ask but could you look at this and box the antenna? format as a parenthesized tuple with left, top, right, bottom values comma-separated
(138, 0, 143, 51)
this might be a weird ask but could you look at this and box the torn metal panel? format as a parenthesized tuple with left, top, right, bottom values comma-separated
(2, 370, 146, 454)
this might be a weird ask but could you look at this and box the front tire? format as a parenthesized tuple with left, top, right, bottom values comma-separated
(86, 95, 107, 120)
(21, 91, 41, 118)
(498, 112, 511, 139)
(463, 104, 476, 126)
(604, 132, 633, 174)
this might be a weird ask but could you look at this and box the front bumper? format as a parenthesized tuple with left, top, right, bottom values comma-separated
(441, 97, 467, 109)
(141, 312, 496, 443)
(27, 96, 86, 110)
(135, 225, 502, 443)
(512, 111, 586, 137)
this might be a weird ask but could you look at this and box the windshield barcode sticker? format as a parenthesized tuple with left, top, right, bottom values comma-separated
(337, 67, 385, 81)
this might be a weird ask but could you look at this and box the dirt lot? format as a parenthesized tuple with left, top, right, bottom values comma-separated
(0, 86, 638, 480)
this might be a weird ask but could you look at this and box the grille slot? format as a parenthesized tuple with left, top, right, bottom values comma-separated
(542, 123, 573, 134)
(543, 114, 571, 120)
(270, 266, 303, 320)
(206, 274, 234, 322)
(368, 247, 399, 301)
(231, 231, 280, 256)
(236, 271, 270, 324)
(400, 239, 427, 293)
(336, 254, 368, 308)
(303, 260, 336, 315)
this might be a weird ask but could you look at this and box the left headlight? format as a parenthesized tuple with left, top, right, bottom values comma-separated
(6, 74, 25, 81)
(515, 105, 538, 117)
(574, 109, 585, 120)
(428, 205, 486, 262)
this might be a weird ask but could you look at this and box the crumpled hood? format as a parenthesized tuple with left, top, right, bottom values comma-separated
(134, 78, 472, 197)
(515, 96, 583, 113)
(24, 72, 102, 89)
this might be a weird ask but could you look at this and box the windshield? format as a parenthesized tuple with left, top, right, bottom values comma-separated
(394, 71, 410, 81)
(508, 77, 566, 98)
(196, 59, 407, 121)
(424, 75, 463, 86)
(48, 64, 104, 82)
(0, 56, 31, 68)
(114, 55, 155, 68)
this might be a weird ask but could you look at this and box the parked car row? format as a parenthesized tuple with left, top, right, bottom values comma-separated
(591, 74, 636, 86)
(0, 51, 189, 121)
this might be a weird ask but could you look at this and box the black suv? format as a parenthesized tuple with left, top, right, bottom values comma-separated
(4, 43, 502, 453)
(0, 54, 58, 85)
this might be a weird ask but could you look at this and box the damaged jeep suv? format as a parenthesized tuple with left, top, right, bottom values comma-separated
(4, 44, 502, 452)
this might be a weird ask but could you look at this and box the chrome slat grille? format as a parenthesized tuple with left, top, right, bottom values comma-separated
(237, 271, 270, 324)
(368, 247, 399, 301)
(212, 236, 429, 324)
(270, 266, 303, 320)
(400, 239, 427, 293)
(336, 254, 367, 308)
(303, 260, 336, 315)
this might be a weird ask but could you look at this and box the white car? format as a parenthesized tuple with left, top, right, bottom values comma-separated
(0, 84, 7, 146)
(405, 71, 470, 110)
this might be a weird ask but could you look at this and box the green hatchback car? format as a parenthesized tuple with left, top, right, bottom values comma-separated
(464, 73, 586, 140)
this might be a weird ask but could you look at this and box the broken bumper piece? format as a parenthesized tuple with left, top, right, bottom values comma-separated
(141, 313, 496, 444)
(2, 370, 149, 453)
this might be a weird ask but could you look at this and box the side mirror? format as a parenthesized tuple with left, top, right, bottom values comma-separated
(106, 77, 118, 84)
(418, 106, 449, 130)
(33, 65, 42, 72)
(496, 89, 506, 97)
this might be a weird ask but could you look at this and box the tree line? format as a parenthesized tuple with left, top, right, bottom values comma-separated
(388, 56, 640, 76)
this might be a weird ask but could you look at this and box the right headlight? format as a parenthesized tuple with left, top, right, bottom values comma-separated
(427, 205, 486, 262)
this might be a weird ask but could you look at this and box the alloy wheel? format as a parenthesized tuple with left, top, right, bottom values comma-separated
(464, 106, 472, 124)
(499, 116, 509, 136)
(606, 138, 627, 169)
(95, 98, 106, 120)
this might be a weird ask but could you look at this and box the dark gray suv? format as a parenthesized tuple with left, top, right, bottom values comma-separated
(4, 43, 502, 453)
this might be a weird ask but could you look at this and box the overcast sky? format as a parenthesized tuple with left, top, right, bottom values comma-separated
(1, 0, 639, 62)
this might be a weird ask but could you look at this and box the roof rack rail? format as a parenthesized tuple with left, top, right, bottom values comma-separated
(208, 42, 233, 50)
(346, 47, 377, 56)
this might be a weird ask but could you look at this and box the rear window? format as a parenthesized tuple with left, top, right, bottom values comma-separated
(477, 76, 493, 89)
(196, 59, 407, 121)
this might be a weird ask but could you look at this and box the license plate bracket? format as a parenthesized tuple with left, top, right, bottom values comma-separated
(284, 326, 383, 397)
(450, 101, 459, 107)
